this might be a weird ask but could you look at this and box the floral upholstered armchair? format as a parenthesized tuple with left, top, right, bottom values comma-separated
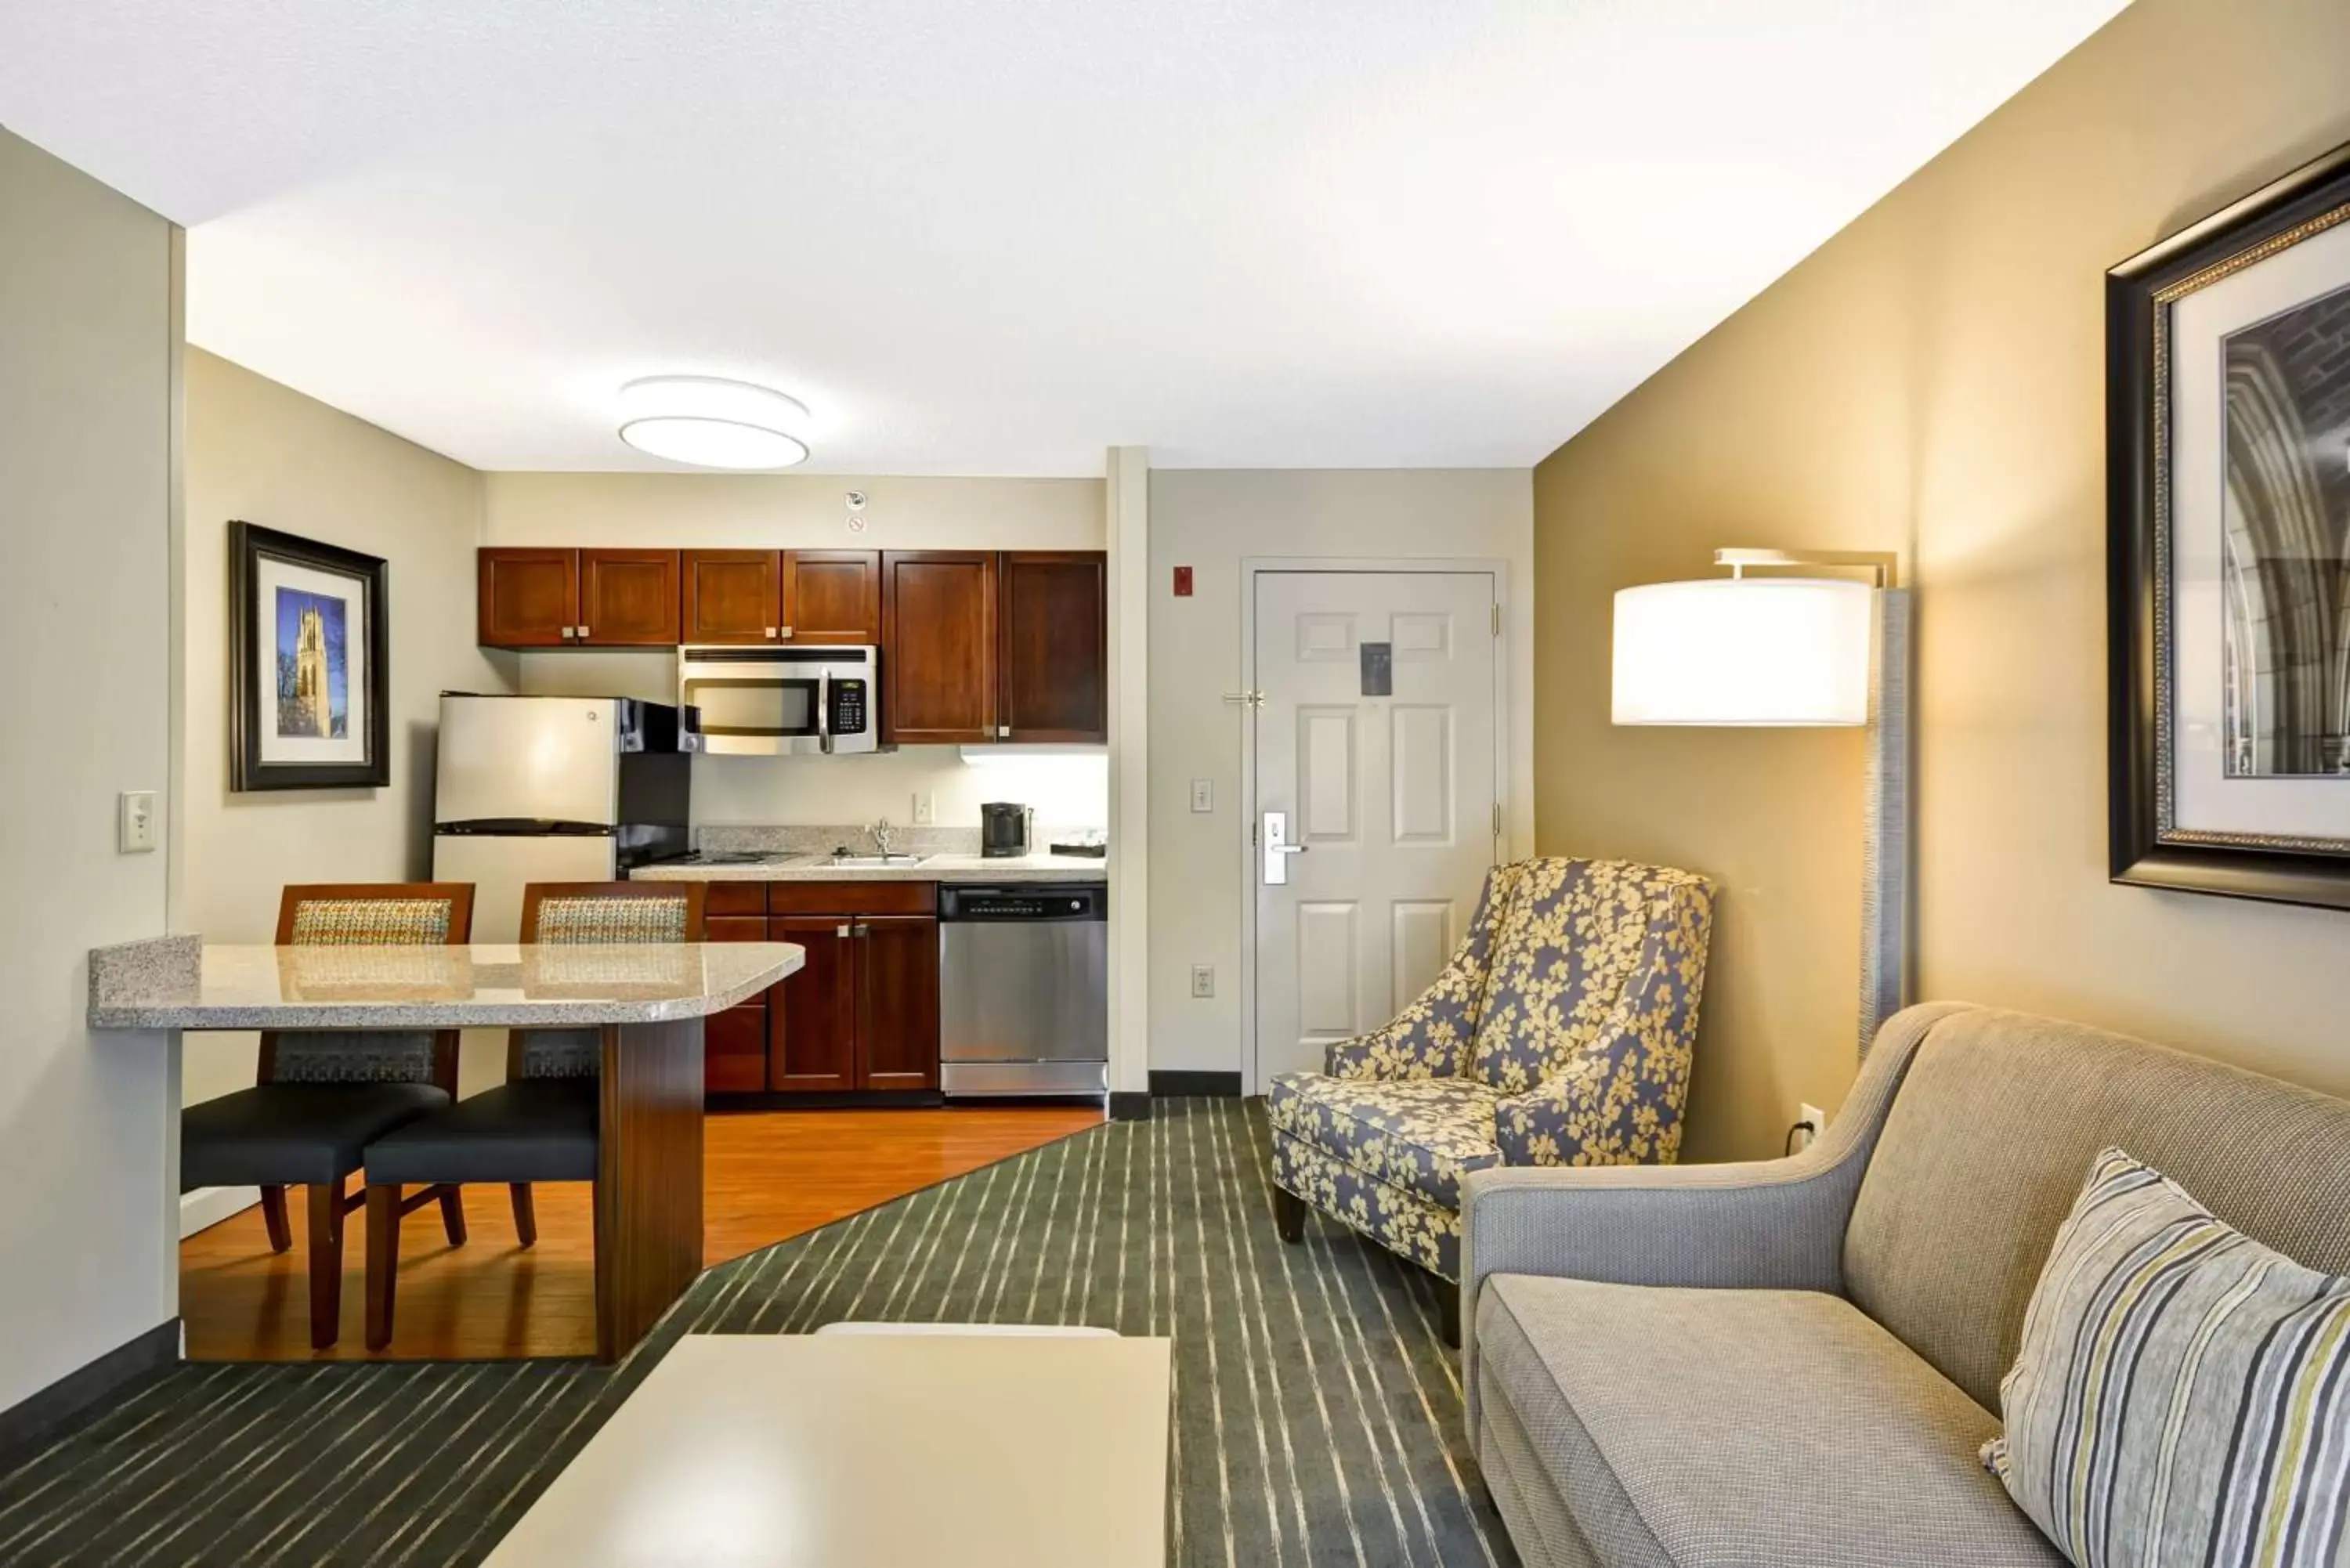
(1267, 858, 1715, 1333)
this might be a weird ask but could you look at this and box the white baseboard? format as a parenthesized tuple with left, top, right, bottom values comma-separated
(179, 1185, 259, 1238)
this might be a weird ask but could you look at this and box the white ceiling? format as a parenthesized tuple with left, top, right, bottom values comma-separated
(2, 1, 2127, 475)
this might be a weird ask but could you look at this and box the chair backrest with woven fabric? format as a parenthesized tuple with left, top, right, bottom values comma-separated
(509, 882, 707, 1079)
(260, 883, 475, 1089)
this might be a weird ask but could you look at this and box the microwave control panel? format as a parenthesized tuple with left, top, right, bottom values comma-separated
(830, 677, 870, 737)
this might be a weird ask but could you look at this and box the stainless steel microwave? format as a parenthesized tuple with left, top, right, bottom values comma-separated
(676, 645, 880, 756)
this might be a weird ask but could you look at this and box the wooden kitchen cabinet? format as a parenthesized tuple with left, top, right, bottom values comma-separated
(783, 550, 882, 644)
(478, 547, 579, 647)
(857, 916, 942, 1091)
(998, 551, 1107, 742)
(769, 916, 859, 1092)
(479, 547, 680, 648)
(880, 551, 999, 745)
(703, 912, 772, 1094)
(681, 549, 782, 644)
(578, 549, 682, 645)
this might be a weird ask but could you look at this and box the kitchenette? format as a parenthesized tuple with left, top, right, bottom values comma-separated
(450, 542, 1114, 1112)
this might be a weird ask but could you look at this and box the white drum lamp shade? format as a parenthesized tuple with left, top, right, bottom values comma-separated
(1611, 577, 1874, 727)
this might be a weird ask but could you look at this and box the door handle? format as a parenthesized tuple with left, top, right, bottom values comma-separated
(1262, 811, 1308, 884)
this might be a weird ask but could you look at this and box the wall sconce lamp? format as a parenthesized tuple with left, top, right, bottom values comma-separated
(1612, 548, 1913, 1056)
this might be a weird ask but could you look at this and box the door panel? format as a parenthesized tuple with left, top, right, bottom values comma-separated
(857, 916, 939, 1090)
(478, 548, 578, 648)
(579, 549, 681, 645)
(704, 1006, 770, 1094)
(998, 551, 1107, 742)
(782, 550, 880, 645)
(1253, 570, 1499, 1090)
(681, 550, 781, 645)
(880, 551, 996, 744)
(769, 916, 856, 1092)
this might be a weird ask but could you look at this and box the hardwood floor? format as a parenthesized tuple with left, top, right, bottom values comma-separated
(179, 1104, 1104, 1361)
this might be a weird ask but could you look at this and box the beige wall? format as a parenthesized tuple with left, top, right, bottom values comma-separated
(487, 471, 1108, 829)
(0, 128, 179, 1414)
(1148, 469, 1535, 1075)
(1531, 0, 2350, 1162)
(179, 349, 512, 1109)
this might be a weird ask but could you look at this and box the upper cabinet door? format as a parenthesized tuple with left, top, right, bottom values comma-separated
(880, 551, 998, 745)
(479, 548, 580, 648)
(781, 550, 881, 645)
(999, 551, 1108, 742)
(577, 549, 682, 645)
(681, 549, 782, 645)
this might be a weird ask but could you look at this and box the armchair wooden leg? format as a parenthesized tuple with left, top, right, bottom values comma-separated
(1273, 1186, 1306, 1245)
(260, 1185, 292, 1253)
(306, 1182, 344, 1349)
(510, 1183, 537, 1248)
(365, 1184, 400, 1351)
(1435, 1274, 1461, 1349)
(437, 1185, 468, 1246)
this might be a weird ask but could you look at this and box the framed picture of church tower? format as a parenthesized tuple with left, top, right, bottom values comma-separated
(230, 522, 390, 791)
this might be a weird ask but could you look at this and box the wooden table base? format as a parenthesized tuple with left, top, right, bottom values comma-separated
(596, 1017, 704, 1360)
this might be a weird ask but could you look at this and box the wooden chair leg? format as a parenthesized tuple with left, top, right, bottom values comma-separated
(1436, 1274, 1462, 1349)
(510, 1183, 537, 1248)
(259, 1185, 291, 1253)
(306, 1182, 343, 1349)
(365, 1184, 400, 1350)
(1273, 1186, 1306, 1244)
(437, 1184, 468, 1246)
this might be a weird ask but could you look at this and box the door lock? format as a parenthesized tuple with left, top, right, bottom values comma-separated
(1262, 811, 1308, 884)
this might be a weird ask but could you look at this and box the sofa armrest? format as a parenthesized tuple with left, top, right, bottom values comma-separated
(1459, 1002, 1967, 1431)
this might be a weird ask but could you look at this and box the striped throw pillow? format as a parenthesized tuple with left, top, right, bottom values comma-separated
(1983, 1148, 2350, 1567)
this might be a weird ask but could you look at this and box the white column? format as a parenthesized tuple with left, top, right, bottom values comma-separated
(1105, 446, 1152, 1100)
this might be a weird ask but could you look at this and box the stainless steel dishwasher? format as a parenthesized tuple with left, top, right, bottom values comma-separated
(938, 883, 1108, 1099)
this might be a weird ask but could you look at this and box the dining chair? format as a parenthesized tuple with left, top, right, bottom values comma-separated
(360, 880, 706, 1350)
(179, 882, 475, 1349)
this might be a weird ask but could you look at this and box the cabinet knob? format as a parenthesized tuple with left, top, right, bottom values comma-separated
(778, 626, 794, 640)
(577, 625, 590, 639)
(560, 626, 576, 640)
(836, 923, 851, 938)
(997, 725, 1010, 739)
(764, 627, 778, 639)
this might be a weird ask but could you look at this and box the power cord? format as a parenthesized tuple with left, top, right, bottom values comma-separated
(1784, 1119, 1817, 1158)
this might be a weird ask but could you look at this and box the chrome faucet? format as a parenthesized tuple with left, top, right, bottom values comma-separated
(866, 817, 898, 856)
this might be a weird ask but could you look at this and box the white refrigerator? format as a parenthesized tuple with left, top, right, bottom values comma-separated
(431, 694, 693, 941)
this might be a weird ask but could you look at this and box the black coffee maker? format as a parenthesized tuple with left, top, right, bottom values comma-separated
(979, 801, 1034, 858)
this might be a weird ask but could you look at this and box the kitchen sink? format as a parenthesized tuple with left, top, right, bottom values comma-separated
(819, 853, 929, 869)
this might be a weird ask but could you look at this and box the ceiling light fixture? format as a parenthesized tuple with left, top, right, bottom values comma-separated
(616, 376, 810, 470)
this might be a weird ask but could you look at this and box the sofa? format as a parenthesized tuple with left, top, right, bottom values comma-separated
(1268, 857, 1715, 1321)
(1460, 1001, 2350, 1568)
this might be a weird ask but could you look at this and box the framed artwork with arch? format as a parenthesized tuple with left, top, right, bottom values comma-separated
(229, 521, 392, 792)
(2109, 139, 2350, 911)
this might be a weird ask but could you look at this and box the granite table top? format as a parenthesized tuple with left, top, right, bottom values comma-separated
(86, 938, 803, 1031)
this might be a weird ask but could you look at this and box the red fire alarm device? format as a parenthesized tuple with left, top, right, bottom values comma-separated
(1173, 566, 1194, 598)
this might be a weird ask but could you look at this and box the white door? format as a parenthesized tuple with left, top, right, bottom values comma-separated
(1251, 571, 1500, 1091)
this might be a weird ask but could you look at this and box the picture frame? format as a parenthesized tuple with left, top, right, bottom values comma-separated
(230, 520, 391, 791)
(2109, 140, 2350, 911)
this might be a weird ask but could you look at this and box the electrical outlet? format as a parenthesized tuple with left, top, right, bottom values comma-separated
(1189, 779, 1213, 814)
(1796, 1102, 1829, 1152)
(118, 790, 157, 854)
(911, 791, 935, 826)
(1190, 964, 1215, 999)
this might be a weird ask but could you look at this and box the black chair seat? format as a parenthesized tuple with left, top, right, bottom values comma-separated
(363, 1080, 599, 1186)
(182, 1082, 451, 1188)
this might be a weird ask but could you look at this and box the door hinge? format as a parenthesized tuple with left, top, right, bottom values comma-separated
(1492, 802, 1504, 838)
(1491, 603, 1502, 638)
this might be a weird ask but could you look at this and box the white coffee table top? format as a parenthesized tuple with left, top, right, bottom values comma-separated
(483, 1331, 1173, 1567)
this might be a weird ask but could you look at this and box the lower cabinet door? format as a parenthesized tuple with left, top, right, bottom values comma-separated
(705, 1004, 770, 1094)
(771, 916, 859, 1092)
(857, 916, 940, 1091)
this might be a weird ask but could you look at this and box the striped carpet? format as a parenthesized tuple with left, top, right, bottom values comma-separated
(0, 1098, 1514, 1566)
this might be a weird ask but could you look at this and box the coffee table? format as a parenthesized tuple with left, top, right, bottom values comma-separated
(483, 1331, 1174, 1566)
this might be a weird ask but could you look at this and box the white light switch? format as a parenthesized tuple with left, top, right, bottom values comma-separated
(1189, 779, 1213, 814)
(118, 790, 158, 853)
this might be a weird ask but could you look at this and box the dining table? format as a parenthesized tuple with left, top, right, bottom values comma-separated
(89, 933, 804, 1360)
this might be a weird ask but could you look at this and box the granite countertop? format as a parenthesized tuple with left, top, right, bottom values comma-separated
(632, 851, 1109, 885)
(87, 935, 803, 1031)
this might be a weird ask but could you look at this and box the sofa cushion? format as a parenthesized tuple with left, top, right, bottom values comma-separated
(1842, 1006, 2350, 1412)
(1986, 1148, 2350, 1568)
(1473, 1274, 2064, 1568)
(1267, 1071, 1502, 1209)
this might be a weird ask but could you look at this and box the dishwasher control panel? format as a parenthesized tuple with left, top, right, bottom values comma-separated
(938, 885, 1105, 922)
